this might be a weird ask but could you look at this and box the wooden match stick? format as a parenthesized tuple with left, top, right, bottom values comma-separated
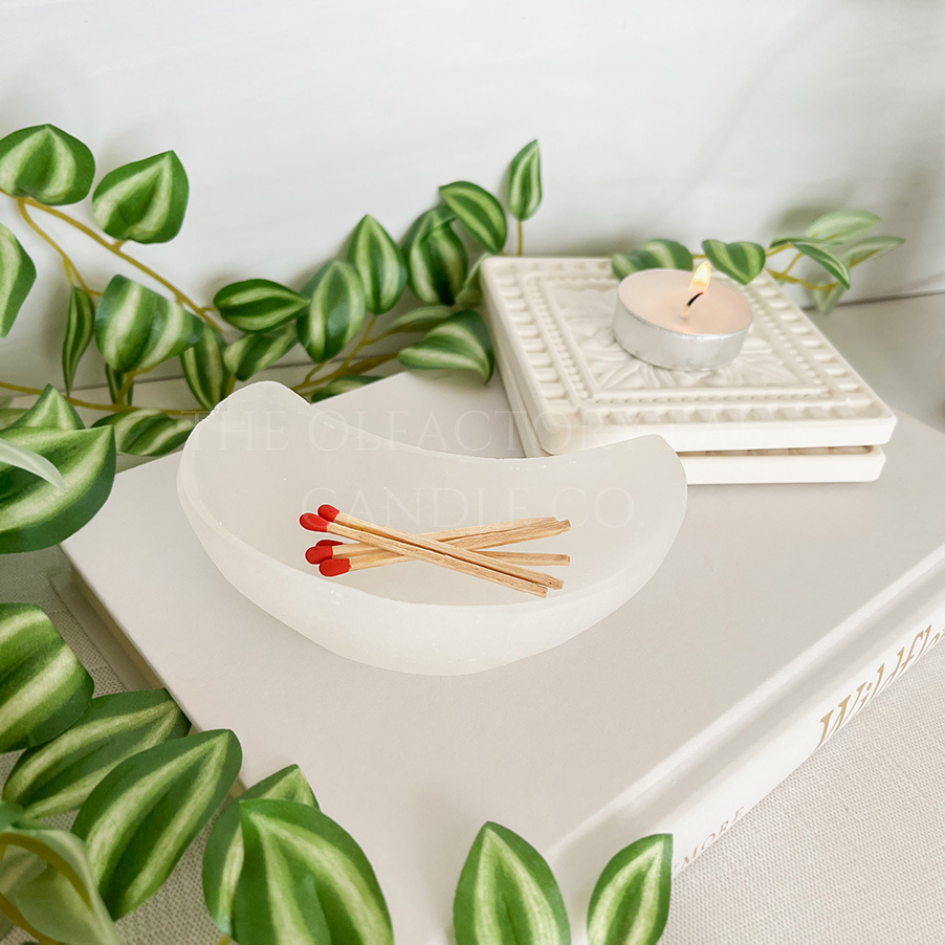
(311, 545, 569, 572)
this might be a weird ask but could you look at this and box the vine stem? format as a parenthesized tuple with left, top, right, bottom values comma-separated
(216, 935, 233, 945)
(293, 318, 387, 393)
(1, 192, 222, 331)
(516, 219, 524, 257)
(0, 379, 199, 418)
(16, 199, 92, 293)
(766, 268, 837, 292)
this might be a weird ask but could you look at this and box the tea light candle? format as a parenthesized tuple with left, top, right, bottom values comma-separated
(613, 264, 752, 372)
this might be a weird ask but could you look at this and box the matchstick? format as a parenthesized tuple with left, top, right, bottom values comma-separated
(309, 543, 569, 571)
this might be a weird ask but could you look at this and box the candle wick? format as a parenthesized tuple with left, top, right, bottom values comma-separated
(685, 292, 703, 308)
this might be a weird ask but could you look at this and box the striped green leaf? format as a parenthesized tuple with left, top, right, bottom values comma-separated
(202, 765, 317, 937)
(455, 252, 492, 308)
(0, 221, 37, 338)
(777, 238, 851, 289)
(223, 322, 298, 381)
(232, 798, 393, 945)
(298, 260, 366, 362)
(0, 425, 115, 553)
(809, 235, 905, 315)
(91, 151, 189, 244)
(104, 364, 132, 406)
(587, 835, 672, 945)
(4, 689, 190, 819)
(0, 604, 93, 754)
(6, 384, 83, 433)
(398, 309, 494, 382)
(62, 287, 96, 395)
(0, 124, 95, 206)
(507, 140, 542, 222)
(0, 407, 26, 429)
(403, 206, 468, 305)
(803, 209, 880, 243)
(701, 240, 766, 285)
(181, 320, 231, 409)
(347, 215, 407, 315)
(94, 275, 199, 373)
(0, 437, 65, 492)
(440, 181, 508, 253)
(0, 812, 119, 945)
(72, 729, 242, 919)
(611, 240, 693, 280)
(386, 304, 452, 334)
(310, 375, 381, 403)
(214, 279, 308, 332)
(92, 409, 194, 457)
(454, 822, 569, 945)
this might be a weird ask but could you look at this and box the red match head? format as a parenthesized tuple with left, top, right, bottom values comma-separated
(319, 558, 351, 577)
(316, 540, 342, 548)
(305, 545, 334, 564)
(317, 504, 340, 522)
(299, 513, 329, 532)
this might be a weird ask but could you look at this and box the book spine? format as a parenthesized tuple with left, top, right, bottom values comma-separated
(668, 604, 945, 876)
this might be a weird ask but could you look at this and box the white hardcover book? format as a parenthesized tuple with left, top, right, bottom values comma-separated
(61, 371, 945, 944)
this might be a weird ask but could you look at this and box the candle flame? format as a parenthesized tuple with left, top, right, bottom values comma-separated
(689, 262, 711, 294)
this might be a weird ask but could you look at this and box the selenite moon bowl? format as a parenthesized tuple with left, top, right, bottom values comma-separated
(177, 381, 687, 675)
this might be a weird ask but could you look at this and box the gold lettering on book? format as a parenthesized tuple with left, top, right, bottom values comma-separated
(816, 624, 942, 749)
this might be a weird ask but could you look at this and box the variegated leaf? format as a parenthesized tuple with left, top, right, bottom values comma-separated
(4, 689, 190, 819)
(91, 151, 189, 244)
(0, 124, 95, 205)
(775, 237, 850, 289)
(181, 320, 231, 409)
(0, 221, 37, 338)
(310, 375, 381, 403)
(0, 437, 65, 492)
(104, 364, 132, 406)
(94, 275, 199, 373)
(347, 215, 407, 315)
(803, 209, 880, 243)
(701, 240, 766, 285)
(611, 240, 693, 280)
(0, 425, 115, 553)
(454, 822, 569, 945)
(232, 798, 393, 945)
(298, 260, 366, 362)
(0, 604, 93, 753)
(223, 322, 298, 381)
(0, 407, 25, 429)
(62, 287, 96, 395)
(809, 235, 905, 315)
(403, 207, 468, 305)
(440, 181, 508, 253)
(507, 140, 542, 221)
(202, 765, 318, 937)
(72, 729, 242, 919)
(92, 408, 194, 457)
(587, 835, 672, 945)
(214, 279, 307, 332)
(398, 309, 494, 382)
(6, 384, 83, 432)
(455, 252, 492, 308)
(386, 304, 451, 334)
(0, 811, 119, 945)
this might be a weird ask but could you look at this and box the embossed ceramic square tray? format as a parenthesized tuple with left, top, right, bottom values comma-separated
(482, 257, 896, 483)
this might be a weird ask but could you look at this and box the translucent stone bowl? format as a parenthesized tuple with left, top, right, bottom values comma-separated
(177, 382, 687, 675)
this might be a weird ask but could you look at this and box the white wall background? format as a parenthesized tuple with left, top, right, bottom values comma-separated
(1, 0, 944, 388)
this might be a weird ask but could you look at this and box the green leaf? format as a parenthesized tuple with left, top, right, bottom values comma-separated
(0, 124, 95, 205)
(72, 729, 241, 919)
(455, 252, 492, 308)
(91, 151, 189, 244)
(104, 364, 132, 406)
(0, 407, 26, 429)
(62, 287, 96, 395)
(310, 375, 381, 403)
(6, 384, 83, 432)
(232, 798, 393, 945)
(440, 181, 508, 253)
(0, 816, 119, 945)
(0, 437, 65, 492)
(701, 240, 766, 285)
(214, 279, 308, 332)
(507, 140, 542, 222)
(453, 822, 570, 945)
(386, 304, 452, 334)
(0, 425, 115, 553)
(587, 835, 672, 945)
(0, 221, 37, 338)
(92, 408, 194, 457)
(223, 322, 298, 381)
(298, 260, 367, 362)
(611, 240, 693, 280)
(398, 309, 494, 382)
(403, 206, 468, 305)
(94, 275, 200, 373)
(347, 215, 408, 315)
(803, 209, 880, 243)
(4, 689, 190, 819)
(0, 604, 93, 754)
(181, 320, 230, 409)
(779, 238, 851, 289)
(809, 235, 905, 315)
(202, 765, 317, 937)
